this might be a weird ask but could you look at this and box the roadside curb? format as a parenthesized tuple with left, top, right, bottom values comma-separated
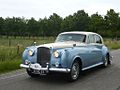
(0, 69, 26, 78)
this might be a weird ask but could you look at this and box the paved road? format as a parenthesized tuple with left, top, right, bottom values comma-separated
(0, 49, 120, 90)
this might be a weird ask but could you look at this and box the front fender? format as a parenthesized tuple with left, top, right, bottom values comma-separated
(22, 46, 37, 64)
(69, 55, 82, 68)
(50, 49, 68, 68)
(50, 48, 81, 68)
(63, 48, 84, 69)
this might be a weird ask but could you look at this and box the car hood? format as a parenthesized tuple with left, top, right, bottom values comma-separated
(37, 42, 86, 49)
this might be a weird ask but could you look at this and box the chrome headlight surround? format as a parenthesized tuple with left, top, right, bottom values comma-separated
(28, 49, 34, 56)
(53, 50, 60, 58)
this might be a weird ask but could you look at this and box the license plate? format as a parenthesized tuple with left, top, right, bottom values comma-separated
(33, 70, 40, 74)
(33, 70, 46, 75)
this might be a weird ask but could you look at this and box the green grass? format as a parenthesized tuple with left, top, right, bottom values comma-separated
(0, 60, 21, 74)
(0, 46, 22, 74)
(0, 37, 55, 47)
(104, 38, 120, 49)
(0, 37, 54, 74)
(0, 37, 120, 74)
(0, 46, 22, 61)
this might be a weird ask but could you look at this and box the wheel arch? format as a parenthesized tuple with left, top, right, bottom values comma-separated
(102, 46, 111, 64)
(70, 56, 82, 70)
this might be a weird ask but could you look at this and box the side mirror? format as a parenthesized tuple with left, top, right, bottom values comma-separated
(31, 42, 37, 46)
(34, 42, 36, 46)
(73, 44, 76, 47)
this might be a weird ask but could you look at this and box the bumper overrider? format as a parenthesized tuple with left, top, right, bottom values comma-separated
(20, 63, 71, 74)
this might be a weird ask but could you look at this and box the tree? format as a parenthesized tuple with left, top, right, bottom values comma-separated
(72, 10, 90, 31)
(104, 9, 119, 37)
(0, 17, 4, 36)
(39, 17, 49, 37)
(61, 15, 74, 32)
(48, 13, 63, 36)
(0, 9, 120, 38)
(89, 13, 104, 32)
(26, 17, 39, 37)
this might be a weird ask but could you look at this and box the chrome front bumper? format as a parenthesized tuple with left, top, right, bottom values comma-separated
(20, 63, 70, 73)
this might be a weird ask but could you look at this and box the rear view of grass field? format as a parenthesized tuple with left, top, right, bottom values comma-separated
(0, 36, 120, 74)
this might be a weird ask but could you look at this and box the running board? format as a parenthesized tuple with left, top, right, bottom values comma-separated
(82, 62, 103, 71)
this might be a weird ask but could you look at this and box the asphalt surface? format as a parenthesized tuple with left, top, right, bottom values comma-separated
(0, 49, 120, 90)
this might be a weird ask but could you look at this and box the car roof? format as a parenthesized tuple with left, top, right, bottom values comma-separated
(60, 31, 98, 36)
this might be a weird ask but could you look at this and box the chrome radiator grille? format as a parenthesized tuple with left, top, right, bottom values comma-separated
(37, 47, 51, 67)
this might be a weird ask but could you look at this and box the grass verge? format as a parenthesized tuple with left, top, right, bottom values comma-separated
(0, 60, 21, 74)
(104, 38, 120, 49)
(0, 37, 54, 74)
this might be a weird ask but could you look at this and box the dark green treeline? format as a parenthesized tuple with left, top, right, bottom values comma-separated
(0, 9, 120, 38)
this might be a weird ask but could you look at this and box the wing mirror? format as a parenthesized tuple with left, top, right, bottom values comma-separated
(73, 44, 76, 47)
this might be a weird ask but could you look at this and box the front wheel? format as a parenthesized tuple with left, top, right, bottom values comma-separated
(67, 61, 80, 81)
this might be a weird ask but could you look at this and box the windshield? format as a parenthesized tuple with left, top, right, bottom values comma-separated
(55, 34, 86, 43)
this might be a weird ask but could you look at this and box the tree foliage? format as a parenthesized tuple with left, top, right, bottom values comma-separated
(0, 9, 120, 38)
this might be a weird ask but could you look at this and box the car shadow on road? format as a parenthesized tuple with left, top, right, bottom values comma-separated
(26, 65, 112, 84)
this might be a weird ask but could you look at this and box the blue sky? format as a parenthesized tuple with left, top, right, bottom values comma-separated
(0, 0, 120, 20)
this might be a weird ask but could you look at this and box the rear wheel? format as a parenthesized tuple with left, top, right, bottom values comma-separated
(67, 61, 80, 81)
(103, 54, 109, 67)
(26, 69, 39, 78)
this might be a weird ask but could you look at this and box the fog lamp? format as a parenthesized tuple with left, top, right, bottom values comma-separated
(25, 60, 31, 65)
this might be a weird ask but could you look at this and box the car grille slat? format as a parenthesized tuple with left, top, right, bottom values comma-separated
(37, 47, 51, 67)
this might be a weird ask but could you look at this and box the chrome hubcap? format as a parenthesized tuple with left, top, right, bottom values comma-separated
(104, 56, 108, 66)
(71, 63, 79, 80)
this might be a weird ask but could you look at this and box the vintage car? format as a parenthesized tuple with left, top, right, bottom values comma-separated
(20, 31, 112, 81)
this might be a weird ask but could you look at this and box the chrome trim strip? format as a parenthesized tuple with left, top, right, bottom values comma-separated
(49, 68, 70, 73)
(82, 62, 103, 71)
(20, 64, 70, 73)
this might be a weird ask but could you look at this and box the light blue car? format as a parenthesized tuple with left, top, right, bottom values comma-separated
(20, 31, 112, 81)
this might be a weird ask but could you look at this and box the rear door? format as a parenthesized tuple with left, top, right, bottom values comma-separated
(93, 34, 103, 63)
(86, 34, 102, 66)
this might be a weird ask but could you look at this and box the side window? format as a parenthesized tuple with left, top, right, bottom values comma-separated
(95, 35, 102, 44)
(87, 34, 95, 44)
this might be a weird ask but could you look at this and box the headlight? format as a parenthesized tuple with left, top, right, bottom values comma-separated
(28, 49, 34, 56)
(53, 51, 60, 58)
